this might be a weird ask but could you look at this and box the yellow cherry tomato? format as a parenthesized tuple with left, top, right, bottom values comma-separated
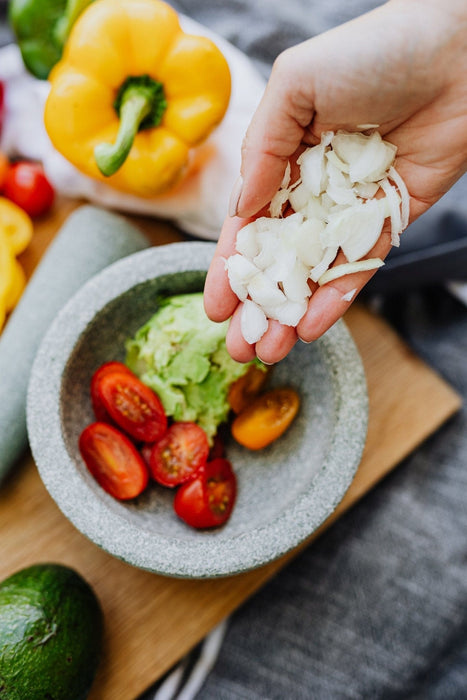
(228, 364, 270, 415)
(231, 388, 300, 450)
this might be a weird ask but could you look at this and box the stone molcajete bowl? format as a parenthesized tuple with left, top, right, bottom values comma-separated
(27, 241, 368, 579)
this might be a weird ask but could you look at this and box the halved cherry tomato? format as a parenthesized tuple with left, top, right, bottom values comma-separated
(140, 442, 154, 468)
(228, 365, 269, 414)
(90, 361, 133, 422)
(209, 432, 225, 461)
(174, 458, 236, 529)
(79, 422, 149, 500)
(3, 161, 54, 217)
(96, 369, 167, 442)
(149, 422, 209, 487)
(231, 387, 300, 450)
(0, 152, 9, 191)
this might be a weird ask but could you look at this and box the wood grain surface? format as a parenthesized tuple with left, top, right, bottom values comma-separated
(0, 200, 462, 699)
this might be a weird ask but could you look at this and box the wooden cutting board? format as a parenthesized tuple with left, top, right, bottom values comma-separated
(0, 200, 462, 699)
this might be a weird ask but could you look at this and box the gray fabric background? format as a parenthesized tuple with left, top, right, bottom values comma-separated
(1, 1, 466, 697)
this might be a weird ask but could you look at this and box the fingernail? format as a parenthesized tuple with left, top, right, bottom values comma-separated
(229, 175, 244, 217)
(257, 356, 275, 366)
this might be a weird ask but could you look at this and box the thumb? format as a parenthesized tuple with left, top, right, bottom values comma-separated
(232, 50, 315, 218)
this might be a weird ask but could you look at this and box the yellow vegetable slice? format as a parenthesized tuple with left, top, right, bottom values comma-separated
(0, 228, 14, 330)
(0, 197, 34, 256)
(4, 258, 26, 312)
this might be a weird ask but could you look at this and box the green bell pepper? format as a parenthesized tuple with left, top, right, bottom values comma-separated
(9, 0, 94, 79)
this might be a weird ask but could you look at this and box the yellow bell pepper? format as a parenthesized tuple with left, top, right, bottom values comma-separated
(44, 0, 231, 198)
(0, 198, 32, 330)
(0, 228, 15, 329)
(0, 197, 33, 255)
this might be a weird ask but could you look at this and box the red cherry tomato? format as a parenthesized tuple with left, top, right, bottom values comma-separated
(174, 458, 237, 529)
(148, 422, 209, 487)
(90, 361, 133, 422)
(0, 152, 9, 191)
(79, 422, 149, 500)
(96, 370, 167, 443)
(3, 161, 54, 217)
(209, 432, 225, 461)
(140, 442, 154, 468)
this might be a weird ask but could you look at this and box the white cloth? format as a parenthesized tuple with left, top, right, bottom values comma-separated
(0, 16, 266, 239)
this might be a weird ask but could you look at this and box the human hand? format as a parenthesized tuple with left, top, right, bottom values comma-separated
(204, 0, 467, 364)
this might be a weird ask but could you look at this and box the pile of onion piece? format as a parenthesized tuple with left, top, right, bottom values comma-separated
(225, 129, 409, 344)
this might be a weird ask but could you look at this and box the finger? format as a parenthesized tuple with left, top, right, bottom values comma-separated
(234, 49, 314, 218)
(226, 304, 257, 363)
(203, 216, 249, 322)
(255, 320, 298, 365)
(297, 234, 393, 342)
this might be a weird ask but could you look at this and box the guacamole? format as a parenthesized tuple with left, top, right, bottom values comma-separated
(125, 293, 264, 440)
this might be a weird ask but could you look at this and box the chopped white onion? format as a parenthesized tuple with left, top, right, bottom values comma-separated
(241, 300, 269, 344)
(309, 246, 339, 283)
(289, 182, 312, 212)
(388, 165, 410, 230)
(281, 259, 311, 302)
(354, 181, 380, 199)
(348, 132, 397, 183)
(247, 272, 287, 308)
(341, 287, 357, 302)
(318, 258, 384, 286)
(269, 187, 290, 217)
(297, 143, 327, 196)
(328, 199, 385, 262)
(265, 299, 308, 326)
(293, 219, 325, 267)
(325, 149, 350, 174)
(235, 221, 260, 258)
(356, 123, 380, 130)
(224, 254, 259, 302)
(332, 131, 369, 168)
(379, 177, 402, 246)
(225, 129, 409, 343)
(281, 162, 291, 189)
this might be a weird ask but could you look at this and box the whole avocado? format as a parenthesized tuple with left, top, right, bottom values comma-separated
(0, 563, 103, 700)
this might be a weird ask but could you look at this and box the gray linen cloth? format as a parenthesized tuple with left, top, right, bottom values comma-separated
(141, 2, 467, 698)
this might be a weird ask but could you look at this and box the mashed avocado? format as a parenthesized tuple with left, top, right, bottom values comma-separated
(125, 293, 264, 440)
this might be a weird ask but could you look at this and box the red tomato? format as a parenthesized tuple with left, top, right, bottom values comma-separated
(96, 370, 167, 443)
(0, 152, 9, 191)
(174, 458, 237, 529)
(90, 361, 133, 422)
(3, 161, 54, 217)
(79, 422, 149, 500)
(208, 432, 225, 461)
(140, 442, 155, 468)
(148, 422, 209, 487)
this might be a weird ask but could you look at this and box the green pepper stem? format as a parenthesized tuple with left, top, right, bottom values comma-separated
(94, 77, 167, 177)
(53, 0, 93, 46)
